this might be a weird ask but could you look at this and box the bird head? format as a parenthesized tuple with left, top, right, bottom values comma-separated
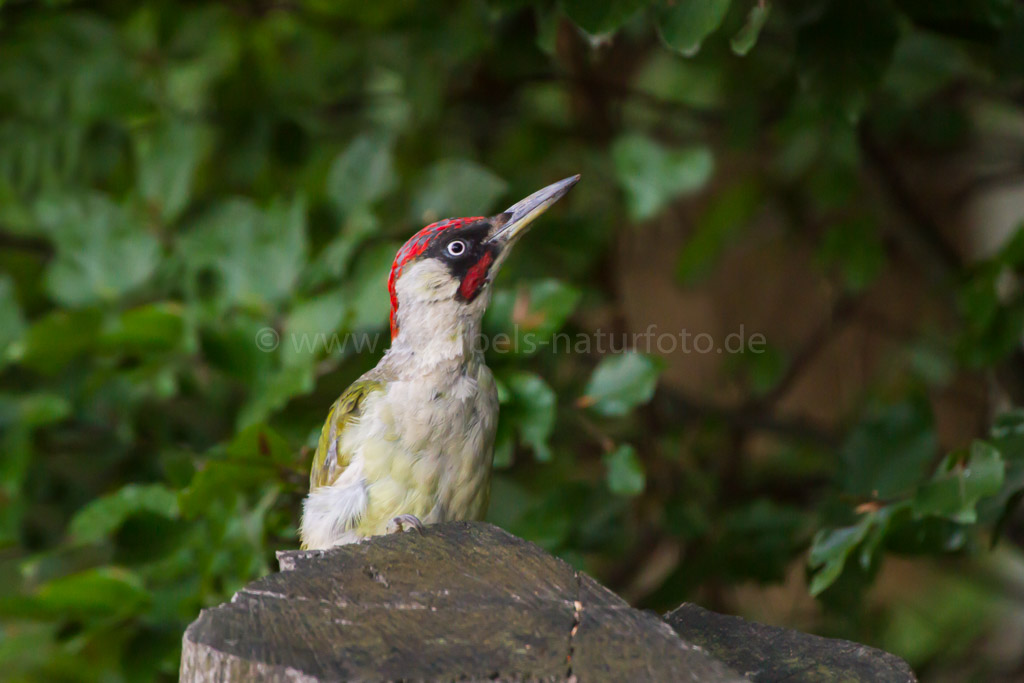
(387, 174, 579, 341)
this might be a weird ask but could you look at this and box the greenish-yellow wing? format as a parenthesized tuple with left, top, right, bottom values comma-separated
(309, 379, 383, 490)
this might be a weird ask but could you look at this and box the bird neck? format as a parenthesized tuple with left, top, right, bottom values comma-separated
(384, 304, 486, 379)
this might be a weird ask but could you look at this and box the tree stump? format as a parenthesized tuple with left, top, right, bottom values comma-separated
(665, 604, 917, 682)
(180, 522, 914, 682)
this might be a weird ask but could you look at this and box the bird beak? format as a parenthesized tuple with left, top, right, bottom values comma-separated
(486, 174, 580, 246)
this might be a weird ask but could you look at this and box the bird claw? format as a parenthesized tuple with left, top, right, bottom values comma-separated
(387, 514, 425, 536)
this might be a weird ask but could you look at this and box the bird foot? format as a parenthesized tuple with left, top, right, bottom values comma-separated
(386, 514, 425, 535)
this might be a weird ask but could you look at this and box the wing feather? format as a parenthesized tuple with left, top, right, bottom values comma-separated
(308, 379, 383, 490)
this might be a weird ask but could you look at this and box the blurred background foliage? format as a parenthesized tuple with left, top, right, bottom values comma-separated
(2, 0, 1024, 680)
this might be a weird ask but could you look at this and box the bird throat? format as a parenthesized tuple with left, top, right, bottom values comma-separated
(385, 300, 487, 379)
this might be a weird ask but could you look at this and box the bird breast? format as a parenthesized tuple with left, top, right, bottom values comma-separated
(346, 360, 499, 523)
(382, 365, 497, 454)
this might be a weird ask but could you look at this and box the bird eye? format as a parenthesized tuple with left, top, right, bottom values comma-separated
(446, 240, 467, 257)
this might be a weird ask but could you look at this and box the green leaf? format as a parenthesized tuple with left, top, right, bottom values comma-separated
(484, 279, 582, 354)
(719, 500, 808, 582)
(0, 275, 25, 359)
(326, 133, 397, 216)
(98, 303, 187, 354)
(656, 0, 732, 56)
(0, 393, 69, 546)
(995, 223, 1024, 268)
(410, 160, 507, 224)
(797, 0, 899, 120)
(729, 343, 786, 396)
(808, 513, 874, 596)
(612, 135, 714, 221)
(561, 0, 648, 35)
(69, 484, 179, 544)
(237, 363, 315, 428)
(492, 425, 515, 469)
(178, 198, 307, 310)
(581, 352, 663, 417)
(502, 371, 557, 462)
(990, 409, 1024, 458)
(634, 51, 725, 109)
(839, 400, 938, 499)
(177, 427, 291, 518)
(304, 210, 379, 289)
(226, 423, 296, 464)
(676, 179, 761, 284)
(956, 265, 1024, 368)
(604, 444, 646, 496)
(177, 461, 259, 520)
(817, 216, 886, 292)
(345, 241, 401, 332)
(9, 308, 102, 374)
(282, 288, 350, 366)
(35, 568, 149, 618)
(11, 393, 71, 430)
(135, 120, 210, 223)
(35, 194, 161, 306)
(731, 2, 770, 56)
(882, 32, 975, 105)
(913, 441, 1005, 523)
(200, 315, 276, 383)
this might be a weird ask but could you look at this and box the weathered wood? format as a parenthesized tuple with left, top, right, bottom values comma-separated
(664, 603, 918, 683)
(181, 522, 915, 682)
(181, 522, 743, 682)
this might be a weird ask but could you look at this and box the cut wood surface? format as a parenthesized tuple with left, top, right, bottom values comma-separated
(180, 521, 913, 682)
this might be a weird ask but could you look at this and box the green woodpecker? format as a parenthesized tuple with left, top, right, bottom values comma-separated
(300, 175, 579, 549)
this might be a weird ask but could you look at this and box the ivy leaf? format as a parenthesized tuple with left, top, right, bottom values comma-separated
(604, 444, 646, 496)
(410, 160, 507, 224)
(731, 2, 770, 56)
(656, 0, 732, 56)
(612, 135, 714, 221)
(580, 352, 663, 417)
(69, 484, 180, 544)
(326, 133, 397, 216)
(35, 194, 161, 307)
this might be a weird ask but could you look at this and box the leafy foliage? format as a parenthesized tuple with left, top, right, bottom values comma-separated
(2, 0, 1024, 681)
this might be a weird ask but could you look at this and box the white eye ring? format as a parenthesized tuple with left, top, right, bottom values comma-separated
(446, 240, 466, 257)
